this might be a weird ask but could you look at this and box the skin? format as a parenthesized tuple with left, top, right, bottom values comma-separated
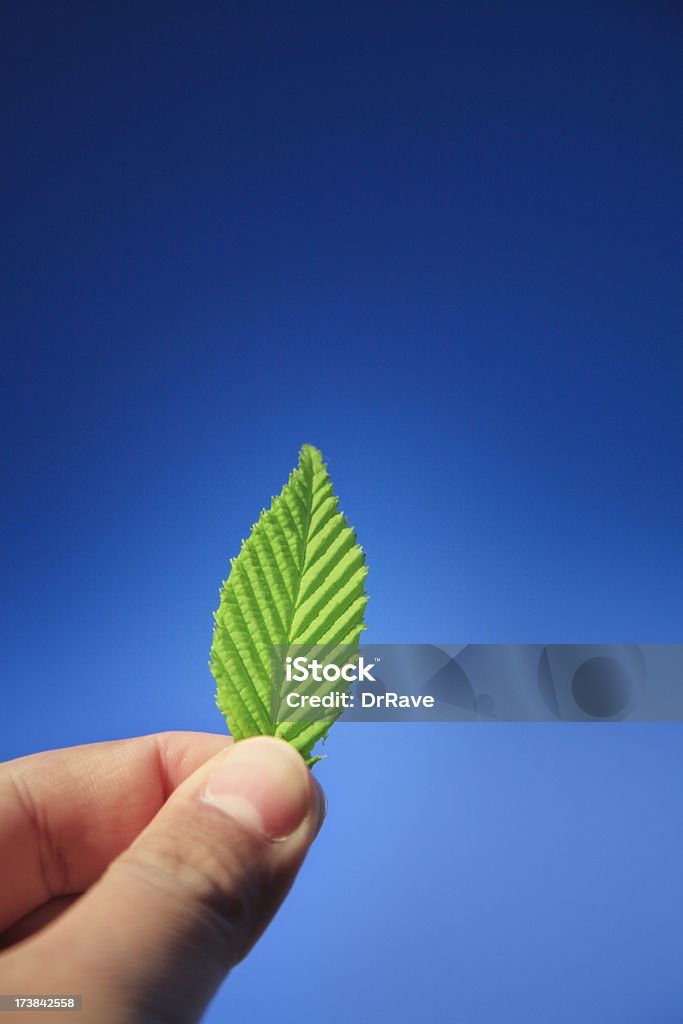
(0, 732, 325, 1023)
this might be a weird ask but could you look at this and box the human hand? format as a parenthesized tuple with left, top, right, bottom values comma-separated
(0, 732, 325, 1023)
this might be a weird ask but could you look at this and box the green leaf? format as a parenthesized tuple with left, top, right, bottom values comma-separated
(209, 444, 368, 766)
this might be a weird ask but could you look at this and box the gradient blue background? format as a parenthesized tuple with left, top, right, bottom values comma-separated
(3, 3, 683, 1021)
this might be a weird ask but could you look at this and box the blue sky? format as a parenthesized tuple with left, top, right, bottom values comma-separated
(2, 3, 682, 1021)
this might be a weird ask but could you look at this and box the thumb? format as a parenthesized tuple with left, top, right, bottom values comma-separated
(11, 736, 325, 1024)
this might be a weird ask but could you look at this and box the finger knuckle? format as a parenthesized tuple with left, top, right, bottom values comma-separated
(114, 820, 263, 964)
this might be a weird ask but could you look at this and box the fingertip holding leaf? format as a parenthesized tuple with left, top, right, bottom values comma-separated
(209, 445, 368, 767)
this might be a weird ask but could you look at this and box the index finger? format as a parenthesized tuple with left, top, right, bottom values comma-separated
(0, 731, 231, 933)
